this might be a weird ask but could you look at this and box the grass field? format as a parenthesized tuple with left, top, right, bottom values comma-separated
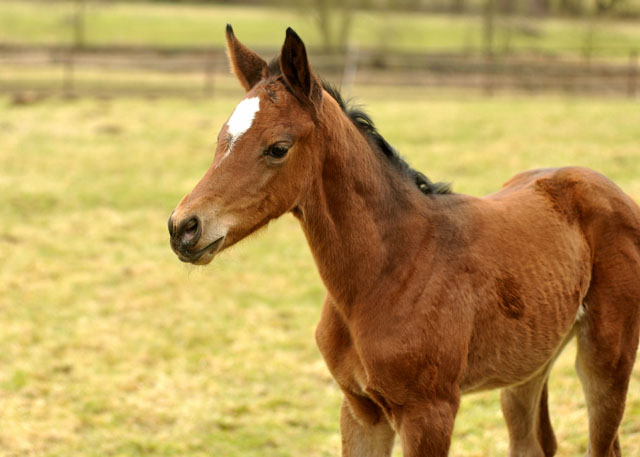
(1, 81, 640, 457)
(1, 0, 640, 57)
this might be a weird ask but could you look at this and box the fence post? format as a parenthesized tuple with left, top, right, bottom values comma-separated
(341, 42, 358, 97)
(203, 48, 215, 98)
(629, 49, 638, 98)
(62, 49, 75, 98)
(63, 0, 86, 98)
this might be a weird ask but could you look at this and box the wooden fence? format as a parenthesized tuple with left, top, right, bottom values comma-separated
(1, 44, 638, 98)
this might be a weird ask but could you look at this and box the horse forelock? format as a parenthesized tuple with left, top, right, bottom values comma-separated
(265, 56, 451, 196)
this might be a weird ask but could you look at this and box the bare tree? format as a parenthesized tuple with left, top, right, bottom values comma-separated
(291, 0, 357, 53)
(72, 0, 87, 49)
(557, 0, 584, 15)
(595, 0, 625, 13)
(483, 0, 496, 56)
(530, 0, 550, 15)
(450, 0, 467, 13)
(284, 0, 425, 53)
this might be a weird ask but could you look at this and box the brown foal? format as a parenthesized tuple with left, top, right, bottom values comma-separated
(169, 26, 640, 457)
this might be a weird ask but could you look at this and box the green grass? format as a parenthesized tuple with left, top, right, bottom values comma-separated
(0, 1, 639, 58)
(1, 84, 639, 456)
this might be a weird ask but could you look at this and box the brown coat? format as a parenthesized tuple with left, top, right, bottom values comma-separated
(169, 26, 640, 457)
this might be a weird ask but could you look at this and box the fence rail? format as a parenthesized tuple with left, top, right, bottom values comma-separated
(1, 44, 638, 97)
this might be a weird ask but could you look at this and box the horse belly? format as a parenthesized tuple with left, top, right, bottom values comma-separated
(459, 216, 591, 393)
(460, 322, 577, 394)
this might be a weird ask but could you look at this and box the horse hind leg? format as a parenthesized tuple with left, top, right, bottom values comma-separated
(575, 240, 640, 457)
(537, 382, 558, 457)
(501, 367, 558, 457)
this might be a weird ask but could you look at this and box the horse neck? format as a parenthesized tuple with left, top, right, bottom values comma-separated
(295, 100, 434, 313)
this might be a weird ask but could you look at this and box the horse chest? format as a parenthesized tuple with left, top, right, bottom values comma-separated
(315, 302, 369, 395)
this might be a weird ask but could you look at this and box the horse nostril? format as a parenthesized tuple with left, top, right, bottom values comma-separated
(178, 215, 202, 247)
(170, 214, 202, 253)
(184, 218, 198, 238)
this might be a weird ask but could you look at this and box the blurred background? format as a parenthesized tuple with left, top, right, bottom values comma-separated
(1, 1, 639, 457)
(2, 0, 640, 97)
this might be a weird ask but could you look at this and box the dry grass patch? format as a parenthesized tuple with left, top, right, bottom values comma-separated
(1, 88, 639, 456)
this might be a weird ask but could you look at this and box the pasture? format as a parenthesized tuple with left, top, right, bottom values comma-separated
(2, 0, 640, 57)
(1, 79, 640, 456)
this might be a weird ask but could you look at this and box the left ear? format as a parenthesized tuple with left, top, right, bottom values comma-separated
(226, 24, 268, 91)
(280, 28, 322, 110)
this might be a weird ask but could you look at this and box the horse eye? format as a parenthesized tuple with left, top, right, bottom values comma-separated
(265, 144, 290, 159)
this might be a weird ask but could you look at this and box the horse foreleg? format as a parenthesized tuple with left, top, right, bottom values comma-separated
(395, 396, 459, 457)
(340, 395, 395, 457)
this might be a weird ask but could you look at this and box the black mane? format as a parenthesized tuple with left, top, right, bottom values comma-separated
(267, 57, 452, 196)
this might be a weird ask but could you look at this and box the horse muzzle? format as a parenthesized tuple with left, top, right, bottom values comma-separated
(168, 212, 225, 264)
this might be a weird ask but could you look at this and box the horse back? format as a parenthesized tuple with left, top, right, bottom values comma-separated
(501, 166, 640, 257)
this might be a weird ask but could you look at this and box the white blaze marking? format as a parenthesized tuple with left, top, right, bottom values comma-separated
(218, 96, 260, 164)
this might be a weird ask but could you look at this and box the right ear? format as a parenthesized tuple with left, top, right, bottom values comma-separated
(280, 27, 322, 110)
(225, 24, 268, 92)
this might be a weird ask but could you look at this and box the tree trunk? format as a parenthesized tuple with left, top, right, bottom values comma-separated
(483, 0, 496, 56)
(530, 0, 550, 15)
(314, 0, 333, 52)
(451, 0, 466, 13)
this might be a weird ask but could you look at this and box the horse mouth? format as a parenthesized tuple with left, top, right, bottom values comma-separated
(178, 236, 225, 265)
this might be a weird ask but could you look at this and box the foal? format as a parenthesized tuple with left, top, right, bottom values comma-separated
(169, 26, 640, 457)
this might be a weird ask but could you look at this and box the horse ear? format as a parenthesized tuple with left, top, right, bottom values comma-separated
(280, 28, 322, 109)
(225, 24, 268, 91)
